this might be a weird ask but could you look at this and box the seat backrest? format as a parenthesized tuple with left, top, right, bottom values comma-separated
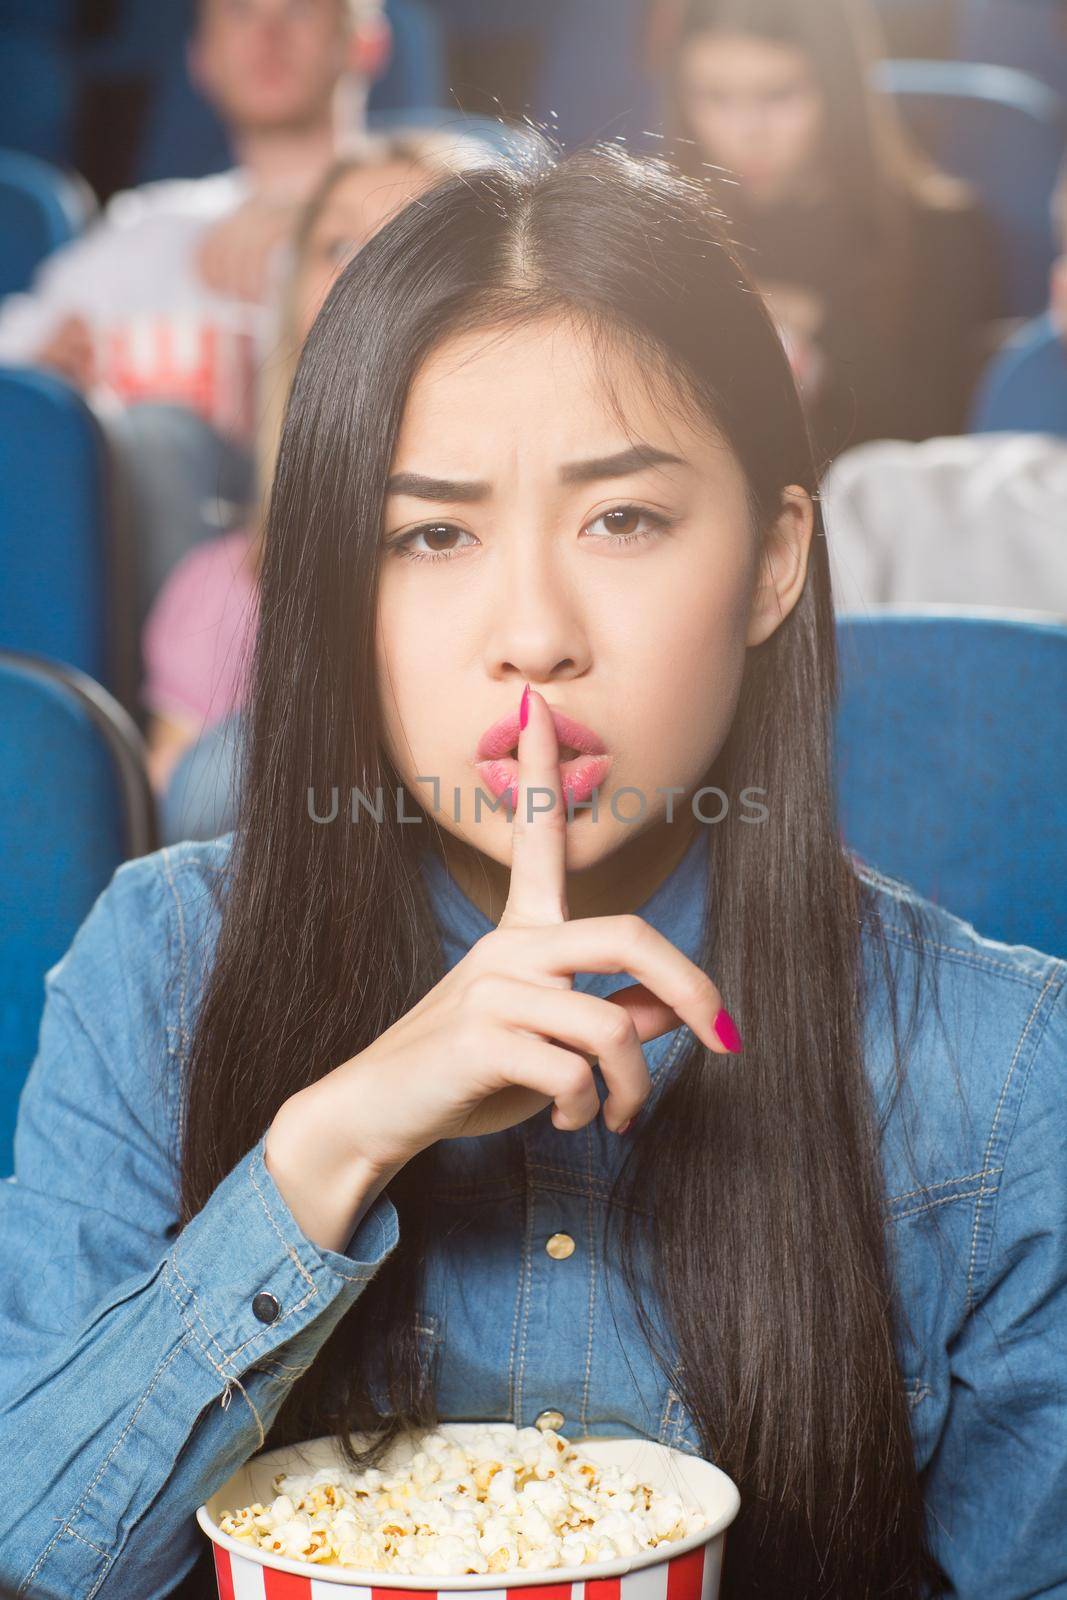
(0, 652, 156, 1175)
(366, 0, 449, 114)
(0, 146, 92, 296)
(834, 610, 1067, 957)
(956, 0, 1067, 101)
(533, 0, 662, 152)
(0, 368, 116, 690)
(969, 312, 1067, 435)
(873, 59, 1067, 317)
(0, 30, 78, 169)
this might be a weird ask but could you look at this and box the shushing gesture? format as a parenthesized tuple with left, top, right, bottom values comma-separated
(266, 684, 741, 1252)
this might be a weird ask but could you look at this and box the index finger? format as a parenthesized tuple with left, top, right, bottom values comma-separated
(501, 683, 569, 928)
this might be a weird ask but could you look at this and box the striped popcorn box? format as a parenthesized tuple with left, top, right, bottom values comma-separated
(198, 1428, 738, 1600)
(96, 310, 259, 441)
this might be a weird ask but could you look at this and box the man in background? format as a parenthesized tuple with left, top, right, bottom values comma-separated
(0, 0, 390, 622)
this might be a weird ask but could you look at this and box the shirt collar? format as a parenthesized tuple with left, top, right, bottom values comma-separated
(418, 827, 711, 993)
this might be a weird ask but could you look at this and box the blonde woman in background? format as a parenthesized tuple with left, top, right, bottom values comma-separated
(141, 130, 491, 820)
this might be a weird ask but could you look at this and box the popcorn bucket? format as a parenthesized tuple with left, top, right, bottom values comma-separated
(197, 1424, 740, 1599)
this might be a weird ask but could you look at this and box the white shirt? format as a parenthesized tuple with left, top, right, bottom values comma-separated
(0, 170, 272, 440)
(821, 433, 1067, 620)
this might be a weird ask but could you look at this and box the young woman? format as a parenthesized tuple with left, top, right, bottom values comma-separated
(141, 129, 487, 803)
(1, 143, 1064, 1600)
(662, 0, 1005, 462)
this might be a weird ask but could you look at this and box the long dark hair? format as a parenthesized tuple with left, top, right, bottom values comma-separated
(179, 139, 945, 1596)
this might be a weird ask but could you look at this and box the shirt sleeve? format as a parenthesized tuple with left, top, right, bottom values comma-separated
(0, 855, 401, 1600)
(920, 970, 1067, 1596)
(0, 218, 123, 365)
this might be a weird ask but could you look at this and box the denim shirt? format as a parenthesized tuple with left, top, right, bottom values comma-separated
(1, 830, 1065, 1599)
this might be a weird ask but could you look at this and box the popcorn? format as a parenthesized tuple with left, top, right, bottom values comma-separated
(217, 1424, 709, 1575)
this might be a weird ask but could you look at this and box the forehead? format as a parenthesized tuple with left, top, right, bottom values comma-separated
(312, 162, 432, 234)
(682, 32, 814, 88)
(391, 316, 724, 472)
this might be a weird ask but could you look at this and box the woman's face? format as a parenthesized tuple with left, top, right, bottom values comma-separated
(295, 161, 437, 339)
(676, 32, 825, 202)
(375, 315, 812, 899)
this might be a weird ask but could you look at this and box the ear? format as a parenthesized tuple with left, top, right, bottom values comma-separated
(348, 10, 392, 81)
(745, 485, 815, 647)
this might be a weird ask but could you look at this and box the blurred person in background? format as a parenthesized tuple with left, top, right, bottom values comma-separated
(821, 429, 1067, 616)
(662, 0, 1005, 464)
(0, 0, 391, 627)
(969, 149, 1067, 436)
(142, 128, 492, 837)
(822, 157, 1067, 618)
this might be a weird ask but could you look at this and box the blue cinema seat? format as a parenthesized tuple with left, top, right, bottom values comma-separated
(956, 0, 1067, 102)
(873, 58, 1067, 317)
(0, 652, 156, 1176)
(0, 22, 78, 168)
(0, 368, 122, 694)
(533, 0, 664, 152)
(969, 312, 1067, 435)
(0, 147, 93, 297)
(834, 611, 1067, 957)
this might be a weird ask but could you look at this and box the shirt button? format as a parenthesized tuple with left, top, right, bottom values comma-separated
(251, 1291, 281, 1324)
(534, 1409, 566, 1432)
(545, 1232, 576, 1260)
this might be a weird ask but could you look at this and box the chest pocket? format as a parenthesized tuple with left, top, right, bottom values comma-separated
(656, 1361, 704, 1457)
(363, 1311, 442, 1419)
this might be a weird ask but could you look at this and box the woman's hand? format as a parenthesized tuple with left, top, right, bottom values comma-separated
(265, 686, 738, 1250)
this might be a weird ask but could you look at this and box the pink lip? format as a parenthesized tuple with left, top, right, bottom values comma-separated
(475, 705, 608, 763)
(474, 704, 611, 813)
(475, 751, 613, 810)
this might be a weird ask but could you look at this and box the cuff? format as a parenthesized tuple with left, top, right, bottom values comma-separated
(166, 1132, 400, 1387)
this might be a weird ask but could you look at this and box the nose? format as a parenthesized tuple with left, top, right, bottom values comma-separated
(481, 527, 591, 687)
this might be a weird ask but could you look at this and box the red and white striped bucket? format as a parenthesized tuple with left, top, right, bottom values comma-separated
(197, 1428, 740, 1600)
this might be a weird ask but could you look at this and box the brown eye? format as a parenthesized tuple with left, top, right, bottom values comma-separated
(421, 524, 460, 553)
(583, 504, 674, 547)
(602, 507, 642, 537)
(385, 523, 478, 563)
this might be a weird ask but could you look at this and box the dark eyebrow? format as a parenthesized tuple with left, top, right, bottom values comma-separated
(384, 445, 689, 502)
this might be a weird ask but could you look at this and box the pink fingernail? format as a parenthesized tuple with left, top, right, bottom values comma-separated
(713, 1007, 743, 1053)
(519, 683, 530, 730)
(616, 1118, 632, 1135)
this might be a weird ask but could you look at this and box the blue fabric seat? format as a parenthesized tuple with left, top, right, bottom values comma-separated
(956, 0, 1067, 101)
(368, 0, 448, 114)
(969, 312, 1067, 435)
(0, 146, 92, 297)
(532, 0, 663, 153)
(834, 610, 1067, 956)
(0, 368, 118, 692)
(0, 24, 78, 168)
(873, 58, 1067, 317)
(0, 652, 155, 1175)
